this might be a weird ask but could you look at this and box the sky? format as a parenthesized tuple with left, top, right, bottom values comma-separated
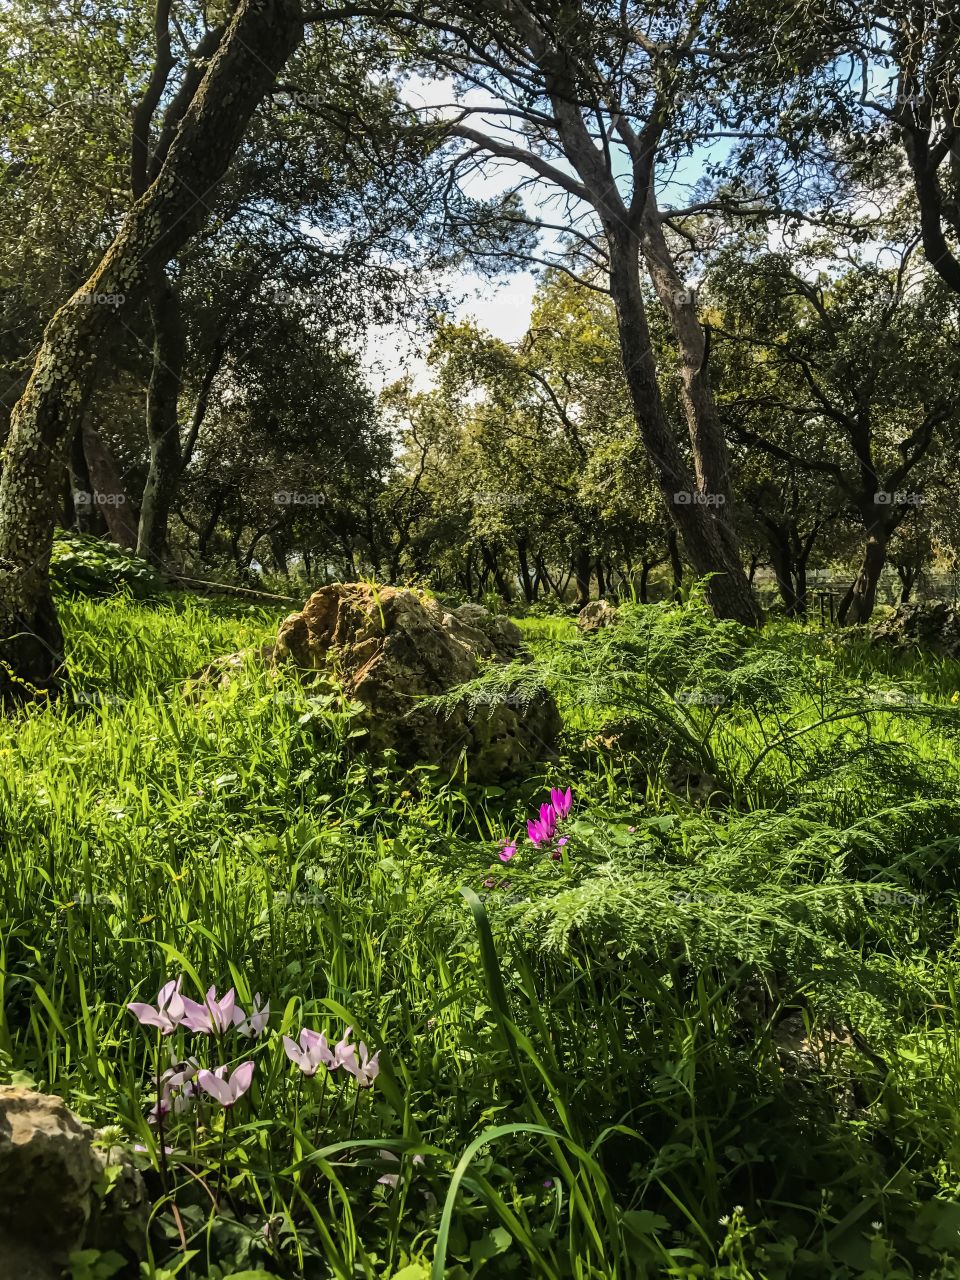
(362, 74, 569, 392)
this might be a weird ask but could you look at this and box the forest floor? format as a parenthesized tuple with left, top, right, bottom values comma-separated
(3, 588, 960, 1279)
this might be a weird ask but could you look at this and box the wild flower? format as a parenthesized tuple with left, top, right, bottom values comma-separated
(527, 803, 557, 846)
(180, 985, 247, 1035)
(238, 993, 270, 1038)
(499, 841, 517, 862)
(550, 786, 572, 818)
(377, 1150, 424, 1188)
(283, 1027, 336, 1076)
(127, 977, 187, 1035)
(527, 786, 574, 857)
(343, 1040, 381, 1088)
(198, 1060, 255, 1106)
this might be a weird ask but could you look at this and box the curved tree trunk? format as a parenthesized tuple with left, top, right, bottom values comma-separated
(607, 231, 761, 626)
(842, 529, 889, 625)
(0, 0, 303, 699)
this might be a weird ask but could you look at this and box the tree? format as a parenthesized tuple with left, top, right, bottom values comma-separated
(386, 0, 763, 623)
(0, 0, 304, 698)
(708, 232, 960, 622)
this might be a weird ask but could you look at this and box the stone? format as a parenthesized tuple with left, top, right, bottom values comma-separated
(0, 1087, 147, 1275)
(185, 641, 276, 692)
(870, 601, 960, 659)
(274, 584, 560, 779)
(575, 600, 619, 633)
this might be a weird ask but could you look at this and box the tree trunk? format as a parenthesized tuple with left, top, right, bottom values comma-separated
(606, 230, 761, 626)
(666, 526, 683, 603)
(68, 421, 106, 536)
(137, 271, 186, 567)
(81, 420, 139, 549)
(517, 538, 534, 603)
(574, 545, 591, 608)
(639, 559, 655, 604)
(841, 527, 889, 625)
(0, 0, 303, 698)
(480, 540, 512, 601)
(765, 523, 799, 616)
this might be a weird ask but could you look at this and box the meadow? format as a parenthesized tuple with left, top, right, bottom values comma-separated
(4, 587, 960, 1279)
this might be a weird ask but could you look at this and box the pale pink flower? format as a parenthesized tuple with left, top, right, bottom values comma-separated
(128, 977, 186, 1035)
(198, 1060, 255, 1106)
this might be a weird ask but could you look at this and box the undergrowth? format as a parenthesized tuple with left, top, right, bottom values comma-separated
(2, 591, 960, 1278)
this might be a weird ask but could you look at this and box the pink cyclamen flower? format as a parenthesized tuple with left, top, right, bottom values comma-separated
(528, 803, 557, 846)
(343, 1040, 381, 1088)
(180, 985, 246, 1035)
(283, 1027, 335, 1076)
(550, 787, 573, 819)
(238, 994, 270, 1038)
(128, 977, 186, 1035)
(198, 1060, 255, 1106)
(499, 842, 516, 863)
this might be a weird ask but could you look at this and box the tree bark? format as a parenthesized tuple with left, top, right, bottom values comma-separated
(841, 525, 889, 625)
(0, 0, 303, 699)
(81, 420, 139, 549)
(68, 421, 105, 536)
(137, 270, 186, 566)
(666, 525, 684, 603)
(573, 545, 591, 608)
(606, 231, 761, 625)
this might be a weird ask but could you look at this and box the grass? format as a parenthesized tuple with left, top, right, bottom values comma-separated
(3, 589, 960, 1278)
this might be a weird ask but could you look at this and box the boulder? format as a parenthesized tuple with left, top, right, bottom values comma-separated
(576, 600, 619, 633)
(274, 584, 560, 779)
(870, 601, 960, 659)
(0, 1087, 146, 1276)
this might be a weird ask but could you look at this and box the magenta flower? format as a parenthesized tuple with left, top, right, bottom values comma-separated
(198, 1060, 256, 1106)
(528, 803, 558, 846)
(180, 985, 246, 1035)
(128, 977, 186, 1035)
(283, 1027, 335, 1076)
(499, 841, 517, 863)
(238, 994, 270, 1038)
(550, 787, 573, 819)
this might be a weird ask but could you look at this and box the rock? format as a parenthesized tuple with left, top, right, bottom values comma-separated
(0, 1087, 147, 1275)
(576, 600, 619, 633)
(185, 642, 276, 693)
(274, 584, 560, 779)
(870, 601, 960, 659)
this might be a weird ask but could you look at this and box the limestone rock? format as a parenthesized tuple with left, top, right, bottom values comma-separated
(870, 601, 960, 659)
(0, 1087, 147, 1275)
(576, 600, 619, 633)
(274, 584, 560, 779)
